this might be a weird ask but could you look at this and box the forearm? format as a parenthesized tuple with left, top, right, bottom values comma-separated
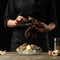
(48, 23, 56, 31)
(7, 19, 17, 28)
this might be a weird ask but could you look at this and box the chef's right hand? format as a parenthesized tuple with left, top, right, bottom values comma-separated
(7, 16, 26, 28)
(15, 16, 26, 26)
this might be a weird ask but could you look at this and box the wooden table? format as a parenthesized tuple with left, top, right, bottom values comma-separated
(0, 52, 60, 60)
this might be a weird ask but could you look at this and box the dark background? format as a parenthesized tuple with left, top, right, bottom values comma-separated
(0, 0, 60, 51)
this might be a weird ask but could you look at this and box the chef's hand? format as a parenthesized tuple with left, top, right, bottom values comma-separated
(7, 16, 26, 28)
(15, 16, 26, 26)
(35, 22, 56, 32)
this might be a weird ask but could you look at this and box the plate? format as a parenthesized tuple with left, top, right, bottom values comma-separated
(16, 50, 42, 55)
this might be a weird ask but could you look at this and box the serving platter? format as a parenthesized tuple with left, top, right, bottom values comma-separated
(16, 50, 42, 55)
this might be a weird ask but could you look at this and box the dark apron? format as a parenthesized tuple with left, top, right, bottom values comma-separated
(10, 27, 49, 52)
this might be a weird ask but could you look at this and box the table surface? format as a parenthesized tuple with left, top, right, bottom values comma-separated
(0, 52, 60, 60)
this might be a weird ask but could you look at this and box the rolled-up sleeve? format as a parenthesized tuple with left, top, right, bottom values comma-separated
(4, 0, 15, 28)
(50, 0, 57, 25)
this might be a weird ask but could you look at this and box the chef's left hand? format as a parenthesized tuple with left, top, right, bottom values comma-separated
(35, 22, 56, 32)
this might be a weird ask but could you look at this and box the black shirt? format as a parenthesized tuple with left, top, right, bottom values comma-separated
(4, 0, 57, 51)
(4, 0, 57, 26)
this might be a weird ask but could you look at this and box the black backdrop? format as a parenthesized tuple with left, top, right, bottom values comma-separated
(0, 0, 11, 51)
(0, 0, 60, 51)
